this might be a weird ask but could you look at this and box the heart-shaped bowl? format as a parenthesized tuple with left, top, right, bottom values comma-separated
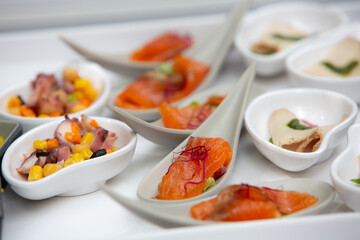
(1, 116, 136, 200)
(0, 60, 110, 132)
(234, 1, 347, 76)
(286, 23, 360, 103)
(245, 88, 357, 172)
(331, 124, 360, 211)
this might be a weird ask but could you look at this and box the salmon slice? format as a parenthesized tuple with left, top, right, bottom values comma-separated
(114, 55, 210, 109)
(190, 184, 318, 221)
(131, 33, 192, 62)
(156, 136, 232, 200)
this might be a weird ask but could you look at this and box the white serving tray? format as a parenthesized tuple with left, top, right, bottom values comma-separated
(1, 7, 359, 240)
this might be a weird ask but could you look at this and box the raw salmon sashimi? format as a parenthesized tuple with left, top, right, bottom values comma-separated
(131, 32, 193, 62)
(159, 95, 225, 129)
(156, 136, 233, 200)
(114, 55, 210, 109)
(190, 184, 318, 222)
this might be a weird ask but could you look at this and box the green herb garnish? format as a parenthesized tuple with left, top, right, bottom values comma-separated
(68, 94, 77, 102)
(322, 60, 358, 76)
(272, 34, 304, 41)
(159, 63, 173, 75)
(189, 101, 198, 106)
(351, 178, 360, 184)
(269, 138, 273, 144)
(287, 119, 312, 130)
(203, 177, 215, 192)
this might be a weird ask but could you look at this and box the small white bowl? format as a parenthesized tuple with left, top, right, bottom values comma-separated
(245, 88, 357, 172)
(0, 60, 111, 132)
(234, 2, 347, 76)
(331, 124, 360, 211)
(1, 116, 136, 200)
(286, 23, 360, 103)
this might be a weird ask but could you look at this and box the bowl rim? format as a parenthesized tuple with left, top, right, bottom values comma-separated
(1, 116, 137, 187)
(244, 87, 358, 158)
(0, 60, 111, 123)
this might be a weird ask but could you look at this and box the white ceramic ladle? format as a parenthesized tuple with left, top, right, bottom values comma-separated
(100, 178, 335, 226)
(113, 82, 265, 148)
(59, 0, 251, 75)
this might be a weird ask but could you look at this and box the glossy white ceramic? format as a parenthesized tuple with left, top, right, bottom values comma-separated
(331, 124, 360, 211)
(113, 82, 265, 148)
(1, 116, 136, 200)
(245, 88, 358, 172)
(101, 178, 335, 226)
(234, 2, 347, 76)
(135, 63, 255, 204)
(0, 60, 110, 132)
(286, 23, 360, 103)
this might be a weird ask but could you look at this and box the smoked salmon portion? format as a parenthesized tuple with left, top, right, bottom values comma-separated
(114, 55, 210, 109)
(131, 32, 193, 62)
(156, 137, 232, 200)
(159, 95, 225, 130)
(190, 184, 318, 222)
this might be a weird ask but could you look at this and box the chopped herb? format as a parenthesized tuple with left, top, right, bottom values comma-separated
(203, 177, 215, 192)
(189, 101, 198, 106)
(68, 94, 77, 102)
(322, 60, 358, 76)
(159, 63, 173, 75)
(272, 34, 304, 41)
(287, 119, 312, 130)
(17, 95, 26, 105)
(351, 178, 360, 184)
(269, 138, 273, 144)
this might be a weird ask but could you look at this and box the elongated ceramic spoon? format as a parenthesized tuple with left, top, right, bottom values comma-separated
(133, 63, 255, 204)
(113, 82, 265, 148)
(59, 0, 251, 75)
(100, 178, 335, 226)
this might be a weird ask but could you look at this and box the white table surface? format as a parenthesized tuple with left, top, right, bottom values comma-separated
(1, 9, 360, 240)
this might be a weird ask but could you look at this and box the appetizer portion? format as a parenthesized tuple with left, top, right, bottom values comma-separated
(252, 22, 306, 55)
(306, 37, 360, 77)
(17, 115, 119, 181)
(114, 55, 210, 109)
(156, 136, 232, 200)
(268, 108, 347, 152)
(190, 183, 318, 221)
(159, 95, 225, 129)
(7, 67, 98, 118)
(131, 32, 193, 62)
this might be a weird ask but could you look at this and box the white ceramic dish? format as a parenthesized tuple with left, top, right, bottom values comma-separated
(286, 23, 360, 103)
(245, 88, 358, 172)
(101, 178, 335, 226)
(136, 63, 255, 204)
(1, 116, 136, 200)
(331, 124, 360, 211)
(0, 60, 111, 132)
(113, 82, 265, 148)
(234, 2, 347, 76)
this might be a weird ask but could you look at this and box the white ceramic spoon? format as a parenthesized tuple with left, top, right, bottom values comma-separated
(133, 63, 255, 205)
(113, 82, 265, 148)
(100, 178, 335, 226)
(59, 0, 251, 75)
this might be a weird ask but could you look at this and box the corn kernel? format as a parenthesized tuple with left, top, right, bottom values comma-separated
(85, 87, 98, 101)
(28, 165, 44, 181)
(112, 147, 120, 152)
(72, 143, 89, 153)
(63, 67, 78, 82)
(38, 114, 50, 118)
(71, 153, 84, 163)
(7, 96, 22, 108)
(71, 104, 87, 113)
(72, 90, 85, 100)
(33, 140, 48, 150)
(81, 133, 94, 145)
(63, 158, 76, 167)
(80, 148, 93, 160)
(43, 163, 62, 177)
(8, 107, 21, 116)
(74, 78, 91, 90)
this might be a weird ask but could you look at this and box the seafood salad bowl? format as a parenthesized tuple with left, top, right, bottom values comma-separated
(0, 60, 110, 132)
(1, 115, 136, 200)
(245, 88, 357, 172)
